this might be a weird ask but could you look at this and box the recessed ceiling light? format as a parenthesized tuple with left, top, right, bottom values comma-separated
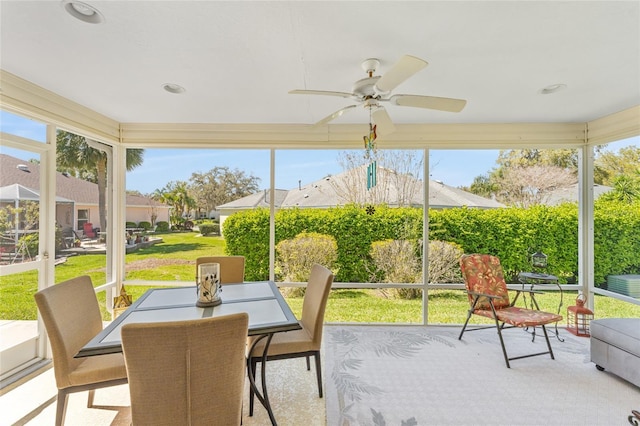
(62, 1, 105, 24)
(163, 83, 186, 94)
(540, 84, 567, 95)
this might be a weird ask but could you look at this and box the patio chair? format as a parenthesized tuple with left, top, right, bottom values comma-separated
(121, 313, 248, 425)
(83, 223, 95, 238)
(196, 256, 245, 284)
(247, 263, 334, 415)
(34, 276, 128, 426)
(458, 253, 563, 368)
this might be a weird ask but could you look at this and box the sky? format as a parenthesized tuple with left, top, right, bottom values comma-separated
(1, 111, 637, 195)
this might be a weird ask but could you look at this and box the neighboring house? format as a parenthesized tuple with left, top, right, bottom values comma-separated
(217, 167, 504, 233)
(544, 183, 613, 206)
(0, 154, 170, 233)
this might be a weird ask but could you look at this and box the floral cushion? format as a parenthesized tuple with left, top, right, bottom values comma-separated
(460, 253, 563, 327)
(459, 254, 510, 310)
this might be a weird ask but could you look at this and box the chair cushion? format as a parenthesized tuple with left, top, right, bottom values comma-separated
(66, 352, 127, 387)
(249, 327, 316, 357)
(460, 254, 511, 310)
(493, 306, 562, 327)
(591, 318, 640, 358)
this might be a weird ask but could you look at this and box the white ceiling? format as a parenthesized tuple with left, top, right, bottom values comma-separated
(1, 1, 639, 128)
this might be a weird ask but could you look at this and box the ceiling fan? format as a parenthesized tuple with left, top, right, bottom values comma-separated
(290, 55, 467, 136)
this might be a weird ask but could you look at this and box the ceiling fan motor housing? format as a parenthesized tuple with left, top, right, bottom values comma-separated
(352, 76, 385, 99)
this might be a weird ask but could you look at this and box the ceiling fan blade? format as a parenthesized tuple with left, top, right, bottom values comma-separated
(374, 55, 428, 94)
(372, 106, 396, 136)
(289, 89, 354, 99)
(313, 105, 358, 126)
(390, 94, 467, 113)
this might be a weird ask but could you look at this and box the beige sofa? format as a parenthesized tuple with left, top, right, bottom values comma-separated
(590, 318, 640, 388)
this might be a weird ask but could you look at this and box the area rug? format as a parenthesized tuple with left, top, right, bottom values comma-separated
(324, 324, 640, 426)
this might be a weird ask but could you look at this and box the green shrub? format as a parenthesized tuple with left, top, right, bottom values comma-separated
(17, 233, 39, 260)
(428, 240, 464, 284)
(370, 239, 421, 299)
(224, 202, 640, 285)
(275, 232, 338, 297)
(199, 222, 220, 236)
(155, 221, 170, 232)
(126, 221, 137, 229)
(275, 232, 338, 281)
(369, 239, 464, 299)
(138, 221, 151, 230)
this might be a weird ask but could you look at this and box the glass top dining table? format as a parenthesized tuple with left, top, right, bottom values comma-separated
(75, 280, 300, 425)
(76, 281, 301, 358)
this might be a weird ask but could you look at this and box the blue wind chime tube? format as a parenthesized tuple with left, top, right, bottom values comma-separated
(367, 161, 377, 190)
(364, 123, 377, 190)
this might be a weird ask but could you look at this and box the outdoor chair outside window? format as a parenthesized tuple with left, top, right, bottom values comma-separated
(247, 263, 334, 416)
(458, 253, 563, 368)
(34, 276, 128, 426)
(121, 313, 249, 425)
(195, 255, 245, 284)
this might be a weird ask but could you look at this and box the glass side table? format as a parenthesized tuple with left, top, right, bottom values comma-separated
(518, 272, 564, 342)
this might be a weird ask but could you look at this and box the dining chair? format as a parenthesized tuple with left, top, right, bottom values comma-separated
(121, 313, 249, 425)
(247, 263, 334, 415)
(196, 255, 245, 284)
(458, 253, 563, 368)
(34, 276, 128, 426)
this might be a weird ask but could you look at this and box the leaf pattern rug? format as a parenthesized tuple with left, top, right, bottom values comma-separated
(324, 325, 640, 426)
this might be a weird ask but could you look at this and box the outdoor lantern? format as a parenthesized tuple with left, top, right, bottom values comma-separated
(531, 250, 548, 270)
(196, 262, 222, 307)
(566, 293, 594, 337)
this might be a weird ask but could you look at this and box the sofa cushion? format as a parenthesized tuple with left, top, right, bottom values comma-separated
(590, 318, 640, 358)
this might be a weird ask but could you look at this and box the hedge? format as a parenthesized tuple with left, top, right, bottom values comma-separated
(223, 201, 640, 284)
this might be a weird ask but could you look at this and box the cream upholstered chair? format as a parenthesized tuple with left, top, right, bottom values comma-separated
(196, 255, 245, 284)
(121, 313, 249, 425)
(247, 264, 333, 415)
(34, 276, 128, 426)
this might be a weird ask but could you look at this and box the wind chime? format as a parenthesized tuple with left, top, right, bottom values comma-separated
(364, 107, 377, 191)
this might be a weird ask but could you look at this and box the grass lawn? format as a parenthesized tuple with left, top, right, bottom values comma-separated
(2, 231, 639, 322)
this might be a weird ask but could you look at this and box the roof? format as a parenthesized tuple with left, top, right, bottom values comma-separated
(0, 154, 166, 208)
(0, 183, 73, 203)
(218, 166, 503, 210)
(544, 183, 613, 206)
(217, 189, 290, 209)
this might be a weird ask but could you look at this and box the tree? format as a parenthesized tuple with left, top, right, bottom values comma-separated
(188, 167, 260, 217)
(594, 146, 640, 186)
(331, 150, 423, 206)
(492, 164, 576, 207)
(466, 148, 579, 206)
(464, 174, 497, 198)
(57, 132, 144, 234)
(598, 174, 640, 203)
(152, 181, 196, 227)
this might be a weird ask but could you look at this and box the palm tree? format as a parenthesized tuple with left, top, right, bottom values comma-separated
(57, 131, 144, 234)
(152, 181, 196, 228)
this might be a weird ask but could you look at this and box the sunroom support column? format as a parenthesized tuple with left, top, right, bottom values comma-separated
(422, 148, 429, 325)
(577, 143, 595, 308)
(269, 149, 276, 281)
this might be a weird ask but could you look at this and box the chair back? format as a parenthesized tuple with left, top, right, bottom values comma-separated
(83, 222, 95, 238)
(459, 254, 510, 310)
(300, 264, 334, 348)
(196, 256, 245, 284)
(34, 276, 104, 388)
(122, 313, 249, 425)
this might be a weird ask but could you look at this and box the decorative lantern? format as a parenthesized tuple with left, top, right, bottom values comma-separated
(196, 262, 222, 307)
(112, 284, 132, 319)
(566, 293, 594, 337)
(531, 250, 548, 270)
